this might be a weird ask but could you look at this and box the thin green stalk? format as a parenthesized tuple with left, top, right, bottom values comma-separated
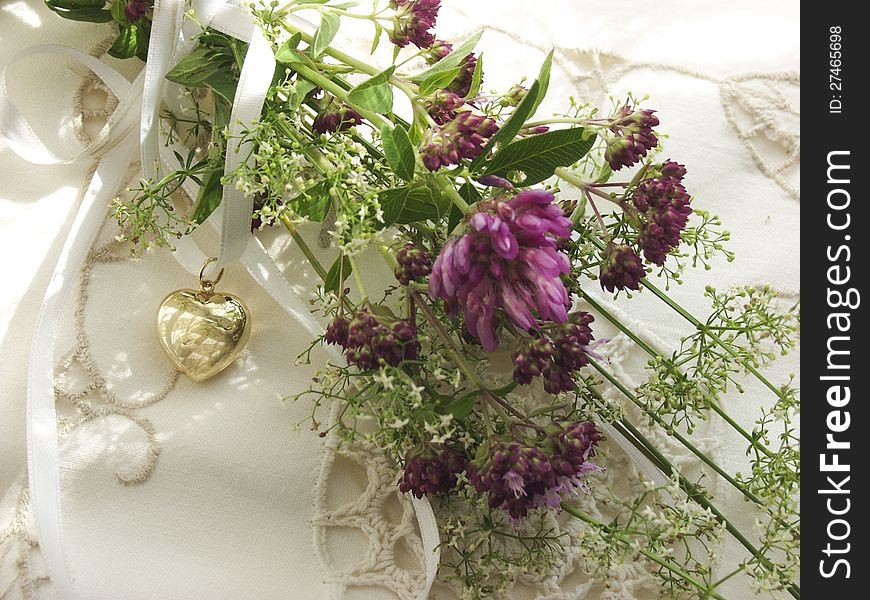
(560, 504, 728, 600)
(583, 383, 799, 599)
(586, 357, 764, 506)
(641, 279, 788, 400)
(580, 287, 781, 463)
(280, 214, 328, 281)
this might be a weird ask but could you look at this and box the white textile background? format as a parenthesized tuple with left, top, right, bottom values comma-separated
(1, 1, 799, 599)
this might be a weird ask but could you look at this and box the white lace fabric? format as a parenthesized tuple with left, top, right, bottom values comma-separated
(1, 1, 798, 599)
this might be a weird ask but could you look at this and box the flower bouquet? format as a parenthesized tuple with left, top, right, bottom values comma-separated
(40, 1, 800, 598)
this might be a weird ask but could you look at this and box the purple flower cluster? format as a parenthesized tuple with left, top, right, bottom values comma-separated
(604, 103, 660, 171)
(634, 160, 692, 265)
(446, 53, 478, 98)
(429, 190, 573, 351)
(599, 244, 646, 292)
(399, 446, 468, 498)
(421, 110, 498, 171)
(389, 0, 440, 49)
(395, 243, 432, 285)
(512, 312, 595, 394)
(312, 97, 363, 134)
(426, 90, 465, 125)
(469, 422, 602, 520)
(325, 309, 420, 370)
(124, 0, 151, 22)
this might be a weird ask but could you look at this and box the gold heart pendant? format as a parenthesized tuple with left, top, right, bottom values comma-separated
(156, 261, 251, 382)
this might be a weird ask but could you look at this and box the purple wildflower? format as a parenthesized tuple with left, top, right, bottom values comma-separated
(421, 110, 498, 171)
(604, 103, 660, 171)
(469, 422, 601, 520)
(476, 174, 515, 190)
(513, 312, 595, 393)
(399, 446, 468, 498)
(446, 53, 478, 98)
(390, 0, 440, 49)
(425, 39, 453, 64)
(426, 90, 465, 125)
(633, 160, 692, 265)
(325, 309, 420, 370)
(599, 244, 645, 292)
(429, 190, 573, 351)
(395, 243, 433, 285)
(125, 0, 151, 22)
(313, 96, 363, 134)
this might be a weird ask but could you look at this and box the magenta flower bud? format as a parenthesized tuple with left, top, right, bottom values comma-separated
(429, 190, 573, 351)
(422, 111, 498, 171)
(399, 446, 468, 498)
(599, 244, 645, 292)
(312, 96, 363, 134)
(603, 103, 660, 170)
(389, 0, 441, 49)
(395, 243, 433, 285)
(633, 161, 692, 265)
(124, 0, 151, 22)
(426, 89, 465, 125)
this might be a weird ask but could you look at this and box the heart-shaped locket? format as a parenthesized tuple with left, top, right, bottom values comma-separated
(156, 286, 251, 382)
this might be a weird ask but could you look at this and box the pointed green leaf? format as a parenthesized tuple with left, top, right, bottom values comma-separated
(190, 168, 224, 224)
(379, 185, 448, 226)
(464, 51, 484, 100)
(481, 128, 595, 186)
(108, 24, 141, 60)
(311, 12, 341, 57)
(380, 125, 416, 182)
(409, 31, 482, 83)
(417, 66, 462, 96)
(324, 255, 352, 293)
(347, 66, 396, 114)
(527, 50, 553, 119)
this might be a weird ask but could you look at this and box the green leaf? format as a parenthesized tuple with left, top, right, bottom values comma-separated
(410, 31, 482, 83)
(380, 185, 448, 226)
(347, 66, 396, 114)
(527, 50, 553, 120)
(108, 24, 141, 60)
(417, 67, 462, 96)
(45, 0, 112, 23)
(370, 22, 383, 54)
(294, 181, 332, 222)
(289, 77, 319, 112)
(468, 51, 554, 171)
(311, 12, 340, 57)
(276, 37, 306, 64)
(380, 125, 416, 182)
(166, 48, 222, 87)
(324, 255, 352, 293)
(481, 128, 596, 186)
(464, 52, 484, 100)
(190, 168, 224, 224)
(469, 80, 539, 171)
(441, 392, 478, 421)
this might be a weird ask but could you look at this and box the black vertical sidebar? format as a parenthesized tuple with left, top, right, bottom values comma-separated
(802, 5, 866, 597)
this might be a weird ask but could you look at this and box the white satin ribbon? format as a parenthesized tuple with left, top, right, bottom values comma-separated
(2, 2, 441, 599)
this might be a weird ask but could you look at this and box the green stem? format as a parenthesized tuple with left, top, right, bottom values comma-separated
(586, 357, 764, 506)
(560, 504, 728, 600)
(280, 214, 328, 281)
(580, 283, 781, 463)
(583, 383, 799, 599)
(641, 279, 787, 401)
